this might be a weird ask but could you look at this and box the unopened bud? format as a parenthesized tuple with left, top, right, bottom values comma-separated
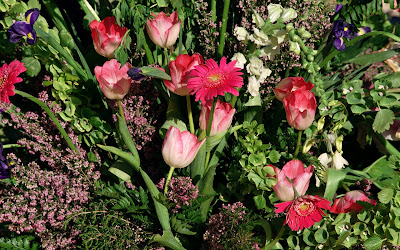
(307, 55, 314, 62)
(317, 116, 325, 132)
(302, 138, 316, 154)
(286, 23, 294, 31)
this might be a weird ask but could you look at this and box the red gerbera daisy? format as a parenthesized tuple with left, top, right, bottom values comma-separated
(187, 57, 243, 102)
(275, 195, 331, 231)
(0, 61, 26, 103)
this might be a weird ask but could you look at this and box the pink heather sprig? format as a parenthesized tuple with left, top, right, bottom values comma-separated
(156, 177, 199, 213)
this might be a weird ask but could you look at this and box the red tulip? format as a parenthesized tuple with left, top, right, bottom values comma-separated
(162, 126, 205, 168)
(146, 11, 181, 48)
(274, 77, 314, 102)
(94, 59, 131, 100)
(272, 159, 314, 202)
(330, 190, 377, 214)
(89, 16, 128, 58)
(283, 86, 317, 130)
(163, 53, 204, 96)
(199, 99, 235, 136)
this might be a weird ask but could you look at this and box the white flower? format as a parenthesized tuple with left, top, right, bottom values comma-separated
(248, 76, 260, 96)
(332, 151, 349, 170)
(234, 27, 249, 42)
(260, 45, 280, 60)
(273, 29, 288, 44)
(281, 8, 297, 22)
(342, 88, 350, 94)
(252, 13, 265, 28)
(258, 67, 272, 83)
(231, 53, 247, 69)
(250, 28, 272, 46)
(246, 56, 264, 76)
(318, 153, 331, 168)
(268, 4, 283, 23)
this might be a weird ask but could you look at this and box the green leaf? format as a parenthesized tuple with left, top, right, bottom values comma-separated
(27, 0, 41, 9)
(345, 50, 398, 66)
(267, 150, 281, 163)
(117, 114, 140, 159)
(160, 118, 187, 139)
(364, 235, 383, 250)
(153, 230, 185, 250)
(97, 144, 140, 171)
(350, 104, 368, 114)
(21, 57, 41, 77)
(315, 225, 329, 243)
(140, 66, 171, 81)
(249, 153, 266, 166)
(324, 168, 347, 201)
(156, 0, 169, 7)
(378, 188, 394, 204)
(253, 194, 266, 210)
(372, 109, 395, 133)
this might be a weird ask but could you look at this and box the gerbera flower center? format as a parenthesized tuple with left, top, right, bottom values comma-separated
(294, 201, 315, 216)
(206, 71, 227, 88)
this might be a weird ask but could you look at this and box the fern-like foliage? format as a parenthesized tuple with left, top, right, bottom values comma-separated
(336, 0, 383, 25)
(0, 235, 40, 250)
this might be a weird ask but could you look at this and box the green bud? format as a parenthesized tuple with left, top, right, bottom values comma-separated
(301, 31, 312, 39)
(297, 27, 306, 35)
(302, 138, 316, 154)
(335, 135, 344, 153)
(317, 116, 325, 132)
(289, 41, 301, 55)
(328, 100, 340, 107)
(311, 49, 318, 56)
(286, 23, 294, 31)
(307, 55, 314, 62)
(333, 122, 344, 131)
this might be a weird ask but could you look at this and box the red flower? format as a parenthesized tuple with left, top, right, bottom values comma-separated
(0, 61, 26, 103)
(330, 190, 377, 214)
(274, 76, 314, 101)
(89, 16, 128, 58)
(283, 86, 317, 130)
(187, 57, 243, 102)
(163, 53, 204, 96)
(275, 195, 331, 231)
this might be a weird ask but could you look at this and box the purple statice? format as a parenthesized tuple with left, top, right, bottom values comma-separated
(157, 177, 198, 213)
(203, 202, 256, 249)
(7, 8, 40, 45)
(195, 0, 220, 56)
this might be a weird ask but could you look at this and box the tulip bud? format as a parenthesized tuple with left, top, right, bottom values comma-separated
(146, 11, 181, 48)
(283, 87, 317, 130)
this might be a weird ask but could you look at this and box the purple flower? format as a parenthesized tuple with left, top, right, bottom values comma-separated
(335, 4, 343, 13)
(7, 8, 40, 45)
(355, 26, 372, 37)
(127, 67, 145, 81)
(0, 143, 11, 179)
(328, 20, 355, 51)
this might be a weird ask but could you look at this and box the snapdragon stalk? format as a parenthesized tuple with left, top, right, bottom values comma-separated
(217, 0, 230, 58)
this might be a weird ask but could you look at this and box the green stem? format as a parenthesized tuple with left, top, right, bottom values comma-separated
(375, 132, 400, 158)
(294, 130, 303, 158)
(2, 144, 22, 149)
(211, 0, 217, 22)
(164, 47, 170, 66)
(264, 226, 285, 250)
(204, 151, 211, 174)
(342, 182, 351, 192)
(186, 95, 195, 134)
(217, 0, 230, 58)
(78, 0, 101, 21)
(142, 30, 155, 65)
(206, 98, 217, 137)
(164, 167, 175, 195)
(117, 99, 126, 125)
(14, 90, 78, 153)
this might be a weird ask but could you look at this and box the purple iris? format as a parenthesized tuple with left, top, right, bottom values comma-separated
(355, 26, 372, 37)
(7, 8, 40, 45)
(328, 20, 355, 51)
(335, 4, 343, 13)
(0, 142, 12, 179)
(127, 68, 145, 81)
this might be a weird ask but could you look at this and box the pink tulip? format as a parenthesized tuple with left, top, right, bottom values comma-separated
(94, 59, 131, 100)
(274, 77, 314, 101)
(283, 86, 317, 130)
(163, 53, 204, 96)
(146, 11, 181, 48)
(199, 99, 235, 136)
(272, 159, 314, 202)
(162, 126, 206, 168)
(330, 190, 377, 214)
(89, 16, 128, 58)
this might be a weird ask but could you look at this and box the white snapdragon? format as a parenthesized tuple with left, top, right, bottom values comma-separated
(331, 151, 349, 170)
(258, 67, 272, 83)
(231, 53, 247, 69)
(248, 76, 260, 96)
(246, 56, 264, 76)
(234, 27, 249, 42)
(250, 28, 271, 46)
(267, 4, 283, 23)
(281, 8, 297, 22)
(273, 29, 288, 44)
(260, 45, 280, 60)
(252, 13, 265, 28)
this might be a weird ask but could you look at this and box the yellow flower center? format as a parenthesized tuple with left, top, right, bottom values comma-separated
(206, 71, 226, 88)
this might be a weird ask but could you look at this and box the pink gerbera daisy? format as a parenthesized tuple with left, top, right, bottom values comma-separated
(0, 61, 26, 103)
(275, 195, 331, 231)
(187, 57, 243, 102)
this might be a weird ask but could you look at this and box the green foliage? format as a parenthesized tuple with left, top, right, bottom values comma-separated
(0, 235, 40, 250)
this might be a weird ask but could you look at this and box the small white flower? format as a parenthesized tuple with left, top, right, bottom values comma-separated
(250, 28, 272, 46)
(246, 56, 264, 76)
(252, 13, 265, 28)
(343, 88, 350, 94)
(259, 45, 280, 60)
(379, 92, 383, 96)
(234, 27, 249, 42)
(318, 153, 332, 168)
(378, 85, 385, 89)
(248, 76, 260, 96)
(231, 53, 247, 69)
(332, 151, 349, 170)
(268, 4, 283, 23)
(281, 8, 297, 22)
(258, 67, 272, 83)
(273, 29, 288, 44)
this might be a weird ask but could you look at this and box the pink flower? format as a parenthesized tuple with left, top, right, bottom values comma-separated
(330, 190, 377, 214)
(274, 77, 314, 101)
(272, 159, 314, 202)
(199, 99, 235, 136)
(187, 57, 244, 102)
(0, 61, 26, 103)
(89, 16, 128, 58)
(283, 86, 317, 130)
(163, 53, 204, 96)
(382, 119, 400, 141)
(146, 11, 181, 48)
(275, 195, 331, 231)
(94, 59, 131, 100)
(162, 126, 206, 168)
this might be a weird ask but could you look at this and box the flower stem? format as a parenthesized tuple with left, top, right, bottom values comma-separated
(14, 90, 79, 153)
(294, 130, 303, 158)
(164, 47, 170, 66)
(204, 151, 211, 174)
(164, 167, 175, 195)
(2, 144, 22, 149)
(78, 0, 101, 21)
(217, 0, 231, 58)
(264, 226, 285, 250)
(186, 95, 195, 134)
(117, 99, 127, 125)
(206, 98, 217, 137)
